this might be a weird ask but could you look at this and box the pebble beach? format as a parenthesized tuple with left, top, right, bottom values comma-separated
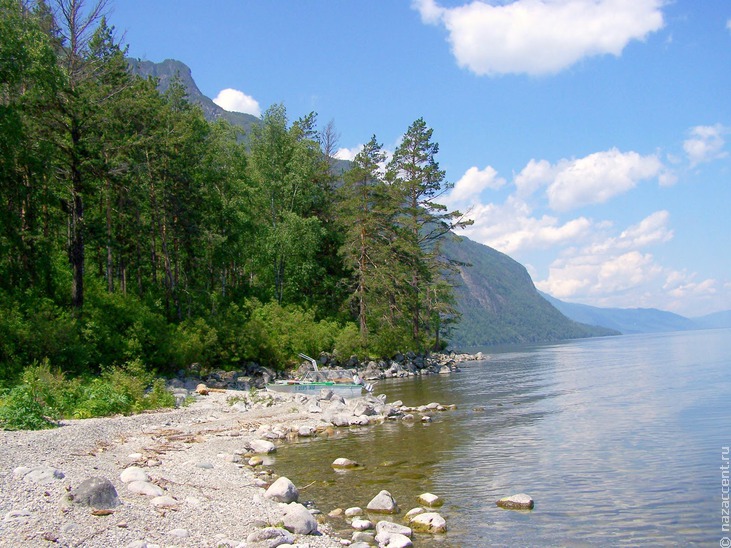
(0, 389, 352, 548)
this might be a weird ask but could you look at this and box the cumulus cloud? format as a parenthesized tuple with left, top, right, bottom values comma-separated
(530, 209, 721, 312)
(456, 195, 594, 255)
(683, 124, 728, 166)
(334, 145, 363, 162)
(513, 148, 662, 211)
(447, 165, 505, 204)
(413, 0, 665, 76)
(212, 88, 262, 117)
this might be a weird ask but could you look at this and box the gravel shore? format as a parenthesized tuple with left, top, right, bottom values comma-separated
(0, 390, 347, 548)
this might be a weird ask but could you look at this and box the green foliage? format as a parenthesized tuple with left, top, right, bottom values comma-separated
(245, 301, 341, 369)
(0, 384, 56, 431)
(0, 360, 175, 429)
(332, 323, 365, 360)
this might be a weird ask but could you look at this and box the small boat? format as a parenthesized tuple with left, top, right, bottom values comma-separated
(266, 353, 373, 398)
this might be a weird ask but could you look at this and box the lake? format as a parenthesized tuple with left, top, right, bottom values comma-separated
(272, 328, 731, 546)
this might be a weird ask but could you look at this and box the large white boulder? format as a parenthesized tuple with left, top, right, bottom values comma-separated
(282, 502, 318, 535)
(264, 476, 299, 503)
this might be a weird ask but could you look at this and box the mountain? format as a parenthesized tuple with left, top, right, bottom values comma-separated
(540, 292, 699, 334)
(444, 236, 618, 347)
(128, 58, 261, 135)
(692, 310, 731, 329)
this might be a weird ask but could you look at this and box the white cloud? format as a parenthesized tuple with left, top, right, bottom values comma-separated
(727, 18, 731, 33)
(536, 148, 664, 211)
(334, 145, 363, 162)
(448, 165, 505, 204)
(413, 0, 664, 76)
(457, 196, 593, 255)
(212, 88, 262, 117)
(530, 209, 719, 312)
(683, 124, 728, 166)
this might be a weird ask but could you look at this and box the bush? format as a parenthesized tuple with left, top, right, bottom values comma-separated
(244, 301, 341, 369)
(0, 384, 56, 430)
(332, 323, 365, 360)
(0, 360, 176, 429)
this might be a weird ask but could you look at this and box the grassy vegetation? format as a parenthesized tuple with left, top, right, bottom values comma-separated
(0, 360, 175, 431)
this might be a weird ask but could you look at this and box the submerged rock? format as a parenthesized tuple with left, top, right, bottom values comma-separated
(332, 457, 362, 469)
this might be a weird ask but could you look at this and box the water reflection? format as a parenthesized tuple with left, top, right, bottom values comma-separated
(271, 329, 731, 546)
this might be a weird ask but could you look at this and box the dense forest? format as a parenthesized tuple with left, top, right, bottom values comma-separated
(0, 0, 472, 387)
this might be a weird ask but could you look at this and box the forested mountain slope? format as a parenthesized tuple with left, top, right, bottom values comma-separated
(443, 236, 617, 347)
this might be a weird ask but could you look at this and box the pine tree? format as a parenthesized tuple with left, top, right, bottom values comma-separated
(386, 118, 472, 348)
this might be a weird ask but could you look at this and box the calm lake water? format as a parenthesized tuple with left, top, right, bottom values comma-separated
(272, 329, 731, 547)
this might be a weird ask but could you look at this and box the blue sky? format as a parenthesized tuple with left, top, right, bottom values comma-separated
(109, 0, 730, 317)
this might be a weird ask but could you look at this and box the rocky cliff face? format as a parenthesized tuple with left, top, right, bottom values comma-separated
(128, 58, 260, 133)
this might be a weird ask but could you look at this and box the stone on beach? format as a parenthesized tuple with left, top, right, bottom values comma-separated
(375, 531, 413, 548)
(248, 439, 277, 454)
(68, 477, 120, 509)
(127, 480, 164, 497)
(264, 476, 299, 503)
(151, 495, 178, 508)
(246, 526, 294, 546)
(366, 490, 399, 513)
(120, 466, 148, 483)
(282, 502, 318, 534)
(15, 466, 65, 484)
(496, 493, 534, 509)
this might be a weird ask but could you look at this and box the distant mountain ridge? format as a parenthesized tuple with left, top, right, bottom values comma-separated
(540, 292, 731, 334)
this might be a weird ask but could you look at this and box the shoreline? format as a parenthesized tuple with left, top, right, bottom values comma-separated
(0, 355, 483, 547)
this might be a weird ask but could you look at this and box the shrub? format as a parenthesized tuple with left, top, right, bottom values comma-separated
(0, 360, 175, 429)
(0, 384, 56, 430)
(332, 323, 365, 360)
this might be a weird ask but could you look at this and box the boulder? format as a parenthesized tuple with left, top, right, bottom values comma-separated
(264, 476, 299, 503)
(246, 526, 294, 547)
(496, 493, 534, 510)
(332, 457, 362, 469)
(68, 477, 120, 509)
(330, 413, 352, 427)
(417, 492, 443, 507)
(345, 506, 364, 517)
(282, 502, 318, 535)
(410, 512, 447, 533)
(248, 439, 277, 454)
(376, 520, 412, 537)
(366, 490, 399, 514)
